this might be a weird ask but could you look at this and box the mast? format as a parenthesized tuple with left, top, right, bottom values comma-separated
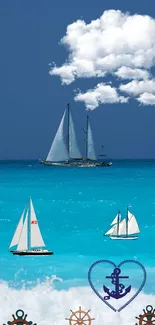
(67, 103, 70, 161)
(85, 115, 89, 161)
(126, 207, 128, 237)
(117, 211, 120, 236)
(28, 200, 31, 250)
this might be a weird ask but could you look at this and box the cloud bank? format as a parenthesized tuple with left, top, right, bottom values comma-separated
(49, 10, 155, 109)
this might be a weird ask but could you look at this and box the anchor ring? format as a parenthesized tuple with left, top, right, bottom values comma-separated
(16, 309, 24, 318)
(146, 305, 153, 313)
(114, 268, 121, 274)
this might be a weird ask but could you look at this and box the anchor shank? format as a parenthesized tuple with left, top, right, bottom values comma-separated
(106, 272, 129, 298)
(116, 274, 119, 297)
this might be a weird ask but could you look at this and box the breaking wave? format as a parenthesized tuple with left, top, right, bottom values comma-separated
(1, 275, 155, 325)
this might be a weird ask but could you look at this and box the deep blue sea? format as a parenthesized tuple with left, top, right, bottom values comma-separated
(1, 160, 155, 324)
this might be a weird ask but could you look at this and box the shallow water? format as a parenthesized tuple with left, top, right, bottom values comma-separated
(0, 160, 155, 324)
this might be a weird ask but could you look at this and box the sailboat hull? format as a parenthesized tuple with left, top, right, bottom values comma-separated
(40, 160, 72, 167)
(110, 236, 139, 240)
(40, 160, 112, 167)
(11, 250, 54, 256)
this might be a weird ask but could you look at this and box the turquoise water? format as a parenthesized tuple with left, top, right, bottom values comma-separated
(1, 160, 155, 324)
(0, 160, 155, 292)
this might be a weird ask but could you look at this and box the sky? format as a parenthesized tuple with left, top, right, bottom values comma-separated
(0, 0, 155, 159)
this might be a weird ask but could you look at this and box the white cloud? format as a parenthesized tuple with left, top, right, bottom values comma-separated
(50, 10, 155, 83)
(50, 10, 155, 108)
(137, 92, 155, 105)
(51, 65, 76, 85)
(75, 83, 128, 110)
(119, 79, 155, 96)
(115, 67, 150, 80)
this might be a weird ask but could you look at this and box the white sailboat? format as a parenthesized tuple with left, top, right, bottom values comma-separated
(104, 209, 140, 240)
(81, 115, 97, 167)
(81, 115, 112, 167)
(40, 103, 83, 166)
(9, 198, 53, 255)
(40, 104, 112, 167)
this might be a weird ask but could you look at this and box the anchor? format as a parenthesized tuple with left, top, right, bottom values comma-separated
(103, 267, 131, 300)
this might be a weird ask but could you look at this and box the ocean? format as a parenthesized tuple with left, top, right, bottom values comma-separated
(0, 160, 155, 324)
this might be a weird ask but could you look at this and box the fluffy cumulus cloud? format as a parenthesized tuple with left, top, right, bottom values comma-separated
(75, 83, 128, 110)
(115, 67, 150, 80)
(137, 93, 155, 105)
(50, 10, 155, 109)
(119, 79, 155, 96)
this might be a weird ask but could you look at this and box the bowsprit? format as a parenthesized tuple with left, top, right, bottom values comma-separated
(103, 267, 131, 300)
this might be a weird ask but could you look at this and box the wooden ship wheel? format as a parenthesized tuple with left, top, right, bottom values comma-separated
(3, 309, 37, 325)
(135, 305, 155, 325)
(65, 306, 95, 325)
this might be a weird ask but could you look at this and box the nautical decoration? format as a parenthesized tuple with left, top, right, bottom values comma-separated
(104, 208, 140, 240)
(9, 198, 53, 255)
(103, 267, 131, 300)
(3, 309, 37, 325)
(65, 306, 95, 325)
(40, 103, 112, 167)
(135, 305, 155, 325)
(88, 260, 146, 312)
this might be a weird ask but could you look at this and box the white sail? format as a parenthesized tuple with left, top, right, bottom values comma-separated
(69, 111, 82, 159)
(17, 210, 28, 251)
(128, 210, 134, 221)
(128, 215, 140, 235)
(118, 218, 127, 235)
(107, 210, 140, 239)
(110, 213, 121, 226)
(46, 110, 69, 162)
(9, 209, 25, 248)
(105, 224, 117, 236)
(110, 225, 119, 236)
(30, 198, 45, 248)
(87, 121, 97, 160)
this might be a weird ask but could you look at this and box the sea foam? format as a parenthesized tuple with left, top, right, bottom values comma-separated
(1, 275, 155, 325)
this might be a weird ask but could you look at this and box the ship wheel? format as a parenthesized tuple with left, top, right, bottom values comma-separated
(65, 306, 95, 325)
(135, 305, 155, 325)
(3, 309, 37, 325)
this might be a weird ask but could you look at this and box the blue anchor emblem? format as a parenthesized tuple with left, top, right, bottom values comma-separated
(103, 267, 131, 300)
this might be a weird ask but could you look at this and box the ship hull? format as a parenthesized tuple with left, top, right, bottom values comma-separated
(110, 236, 138, 240)
(40, 160, 112, 167)
(10, 250, 53, 256)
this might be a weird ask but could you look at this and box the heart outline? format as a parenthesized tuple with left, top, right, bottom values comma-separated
(88, 259, 146, 312)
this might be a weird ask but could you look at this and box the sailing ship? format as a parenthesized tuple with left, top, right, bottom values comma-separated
(9, 198, 53, 255)
(40, 104, 112, 167)
(104, 208, 140, 240)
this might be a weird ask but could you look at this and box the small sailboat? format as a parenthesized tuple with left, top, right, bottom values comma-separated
(104, 208, 140, 240)
(40, 103, 83, 166)
(40, 103, 112, 167)
(80, 115, 112, 167)
(9, 198, 53, 255)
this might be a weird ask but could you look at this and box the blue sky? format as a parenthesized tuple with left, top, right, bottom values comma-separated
(0, 0, 155, 159)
